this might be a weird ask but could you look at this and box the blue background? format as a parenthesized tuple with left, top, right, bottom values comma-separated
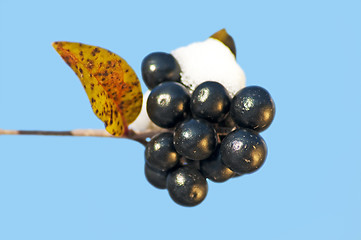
(1, 0, 360, 239)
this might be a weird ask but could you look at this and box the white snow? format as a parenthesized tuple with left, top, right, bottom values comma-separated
(171, 38, 246, 97)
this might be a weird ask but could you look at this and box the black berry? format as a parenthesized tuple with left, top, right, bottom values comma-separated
(191, 81, 231, 123)
(141, 52, 181, 89)
(173, 118, 217, 161)
(220, 128, 267, 174)
(144, 163, 168, 189)
(200, 147, 235, 183)
(145, 132, 180, 171)
(230, 86, 275, 132)
(147, 82, 190, 128)
(166, 166, 208, 207)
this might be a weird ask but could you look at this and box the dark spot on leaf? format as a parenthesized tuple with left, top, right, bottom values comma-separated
(91, 48, 100, 56)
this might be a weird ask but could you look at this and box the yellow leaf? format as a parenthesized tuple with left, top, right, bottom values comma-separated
(52, 42, 142, 136)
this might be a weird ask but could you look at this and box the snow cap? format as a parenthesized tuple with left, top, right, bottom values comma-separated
(171, 38, 246, 97)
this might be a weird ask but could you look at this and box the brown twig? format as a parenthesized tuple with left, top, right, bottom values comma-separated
(0, 125, 234, 146)
(0, 128, 169, 146)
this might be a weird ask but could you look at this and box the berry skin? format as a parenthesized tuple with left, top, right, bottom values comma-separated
(166, 166, 208, 207)
(145, 132, 180, 171)
(200, 148, 235, 183)
(141, 52, 181, 89)
(144, 163, 168, 189)
(173, 118, 217, 161)
(220, 128, 267, 174)
(230, 86, 275, 132)
(147, 82, 190, 128)
(191, 81, 231, 123)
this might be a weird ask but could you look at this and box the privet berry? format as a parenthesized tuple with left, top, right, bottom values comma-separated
(220, 128, 267, 174)
(173, 118, 217, 161)
(147, 82, 190, 128)
(141, 52, 181, 89)
(145, 132, 180, 171)
(190, 81, 231, 123)
(144, 163, 168, 189)
(200, 147, 235, 183)
(166, 166, 208, 207)
(230, 86, 275, 132)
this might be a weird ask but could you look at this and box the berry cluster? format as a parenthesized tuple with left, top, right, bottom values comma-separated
(142, 52, 275, 207)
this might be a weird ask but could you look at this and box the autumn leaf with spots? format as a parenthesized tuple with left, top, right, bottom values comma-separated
(52, 42, 143, 136)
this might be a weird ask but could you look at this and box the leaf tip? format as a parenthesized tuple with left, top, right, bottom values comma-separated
(52, 41, 67, 54)
(52, 41, 61, 48)
(210, 28, 236, 57)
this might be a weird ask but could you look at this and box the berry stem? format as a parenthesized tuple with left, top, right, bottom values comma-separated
(0, 128, 169, 146)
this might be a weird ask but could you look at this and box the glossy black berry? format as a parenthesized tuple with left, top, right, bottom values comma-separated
(173, 118, 217, 161)
(230, 86, 275, 132)
(141, 52, 181, 89)
(220, 128, 267, 174)
(166, 166, 208, 207)
(144, 163, 168, 189)
(200, 148, 235, 183)
(147, 82, 190, 128)
(145, 132, 180, 171)
(191, 81, 231, 123)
